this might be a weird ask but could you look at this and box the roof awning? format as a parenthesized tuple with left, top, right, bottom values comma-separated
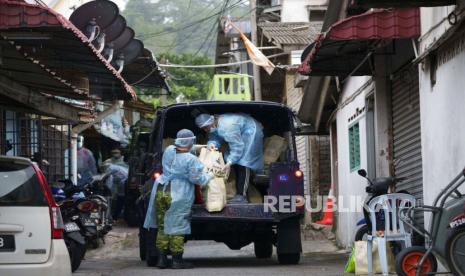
(0, 0, 136, 101)
(298, 8, 420, 76)
(352, 0, 456, 8)
(122, 48, 170, 91)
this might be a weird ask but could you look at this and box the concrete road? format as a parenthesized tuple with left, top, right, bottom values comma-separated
(74, 226, 348, 276)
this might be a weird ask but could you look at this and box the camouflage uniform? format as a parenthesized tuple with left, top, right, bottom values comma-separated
(155, 184, 185, 254)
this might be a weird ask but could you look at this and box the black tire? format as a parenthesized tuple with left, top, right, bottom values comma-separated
(254, 241, 273, 259)
(446, 227, 465, 276)
(146, 254, 158, 267)
(67, 240, 86, 272)
(145, 228, 158, 267)
(276, 218, 301, 265)
(278, 253, 300, 265)
(89, 238, 100, 249)
(354, 225, 369, 241)
(139, 228, 146, 261)
(395, 246, 438, 276)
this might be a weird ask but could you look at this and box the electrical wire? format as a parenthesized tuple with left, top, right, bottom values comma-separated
(158, 52, 288, 68)
(139, 0, 247, 39)
(192, 0, 231, 56)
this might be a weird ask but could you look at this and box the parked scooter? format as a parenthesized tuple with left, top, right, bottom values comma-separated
(395, 167, 465, 276)
(51, 185, 87, 272)
(58, 180, 102, 249)
(355, 169, 407, 241)
(85, 174, 113, 247)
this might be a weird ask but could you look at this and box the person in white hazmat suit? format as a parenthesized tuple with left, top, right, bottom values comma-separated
(144, 129, 213, 269)
(195, 113, 264, 204)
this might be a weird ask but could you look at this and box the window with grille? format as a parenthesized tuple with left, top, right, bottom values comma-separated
(349, 122, 361, 171)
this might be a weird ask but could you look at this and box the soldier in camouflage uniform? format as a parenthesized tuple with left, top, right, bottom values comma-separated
(155, 184, 184, 254)
(147, 129, 213, 269)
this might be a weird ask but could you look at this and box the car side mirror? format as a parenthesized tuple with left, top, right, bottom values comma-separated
(357, 169, 367, 178)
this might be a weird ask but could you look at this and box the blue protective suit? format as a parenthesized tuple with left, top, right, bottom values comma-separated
(104, 164, 128, 197)
(207, 113, 264, 171)
(77, 147, 97, 186)
(143, 145, 211, 234)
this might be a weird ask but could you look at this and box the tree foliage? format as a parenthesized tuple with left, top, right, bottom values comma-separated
(158, 53, 213, 101)
(122, 0, 248, 103)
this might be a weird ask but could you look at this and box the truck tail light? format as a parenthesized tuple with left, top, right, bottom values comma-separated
(295, 170, 303, 178)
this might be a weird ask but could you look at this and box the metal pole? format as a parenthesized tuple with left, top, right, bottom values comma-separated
(250, 0, 262, 101)
(70, 132, 78, 185)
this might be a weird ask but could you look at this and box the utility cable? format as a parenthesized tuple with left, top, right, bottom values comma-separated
(139, 0, 247, 39)
(158, 52, 288, 68)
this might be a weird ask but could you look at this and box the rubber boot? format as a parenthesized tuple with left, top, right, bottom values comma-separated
(172, 253, 193, 269)
(156, 249, 168, 269)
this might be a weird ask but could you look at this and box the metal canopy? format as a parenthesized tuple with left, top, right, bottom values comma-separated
(0, 0, 136, 101)
(122, 48, 170, 90)
(298, 8, 421, 76)
(353, 0, 456, 8)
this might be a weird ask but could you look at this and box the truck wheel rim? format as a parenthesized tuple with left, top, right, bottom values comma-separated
(401, 252, 432, 276)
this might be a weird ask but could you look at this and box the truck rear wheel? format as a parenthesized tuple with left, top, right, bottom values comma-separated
(254, 241, 273, 259)
(276, 218, 302, 265)
(139, 227, 146, 261)
(277, 253, 300, 265)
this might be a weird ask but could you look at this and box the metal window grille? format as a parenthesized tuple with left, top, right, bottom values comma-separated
(349, 122, 361, 171)
(0, 109, 71, 183)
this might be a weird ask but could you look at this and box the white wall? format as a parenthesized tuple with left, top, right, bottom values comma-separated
(334, 76, 372, 248)
(279, 0, 329, 22)
(419, 6, 465, 208)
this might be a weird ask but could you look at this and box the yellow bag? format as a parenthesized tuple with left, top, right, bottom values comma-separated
(264, 135, 287, 164)
(354, 240, 395, 275)
(198, 148, 227, 212)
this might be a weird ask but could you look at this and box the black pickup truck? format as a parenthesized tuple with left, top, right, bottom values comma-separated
(135, 101, 305, 266)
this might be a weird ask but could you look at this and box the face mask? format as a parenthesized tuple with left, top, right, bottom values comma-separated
(77, 136, 84, 149)
(209, 127, 217, 134)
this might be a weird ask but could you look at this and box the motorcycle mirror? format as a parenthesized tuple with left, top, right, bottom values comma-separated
(357, 169, 368, 178)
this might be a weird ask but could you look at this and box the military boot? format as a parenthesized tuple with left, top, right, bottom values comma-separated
(156, 249, 168, 269)
(171, 253, 193, 269)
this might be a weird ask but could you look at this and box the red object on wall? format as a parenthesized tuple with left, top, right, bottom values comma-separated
(298, 8, 421, 75)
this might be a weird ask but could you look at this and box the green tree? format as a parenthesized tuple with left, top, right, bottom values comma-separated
(123, 0, 248, 57)
(158, 52, 213, 101)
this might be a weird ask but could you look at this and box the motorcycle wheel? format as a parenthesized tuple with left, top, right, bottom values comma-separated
(67, 239, 86, 272)
(395, 246, 437, 276)
(446, 227, 465, 276)
(89, 238, 100, 249)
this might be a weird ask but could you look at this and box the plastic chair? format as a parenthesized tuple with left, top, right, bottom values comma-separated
(366, 193, 416, 275)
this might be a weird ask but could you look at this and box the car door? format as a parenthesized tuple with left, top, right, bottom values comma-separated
(0, 158, 52, 264)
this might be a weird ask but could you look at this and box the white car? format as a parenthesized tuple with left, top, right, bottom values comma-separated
(0, 156, 71, 276)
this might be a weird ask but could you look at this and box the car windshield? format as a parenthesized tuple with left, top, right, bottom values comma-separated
(0, 161, 47, 206)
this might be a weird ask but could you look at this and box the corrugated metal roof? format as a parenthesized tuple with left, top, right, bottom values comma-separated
(259, 22, 323, 47)
(0, 0, 136, 101)
(298, 8, 421, 76)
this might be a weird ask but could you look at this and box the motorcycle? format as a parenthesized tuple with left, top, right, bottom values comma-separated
(51, 185, 87, 272)
(85, 174, 113, 247)
(354, 169, 409, 242)
(58, 180, 102, 249)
